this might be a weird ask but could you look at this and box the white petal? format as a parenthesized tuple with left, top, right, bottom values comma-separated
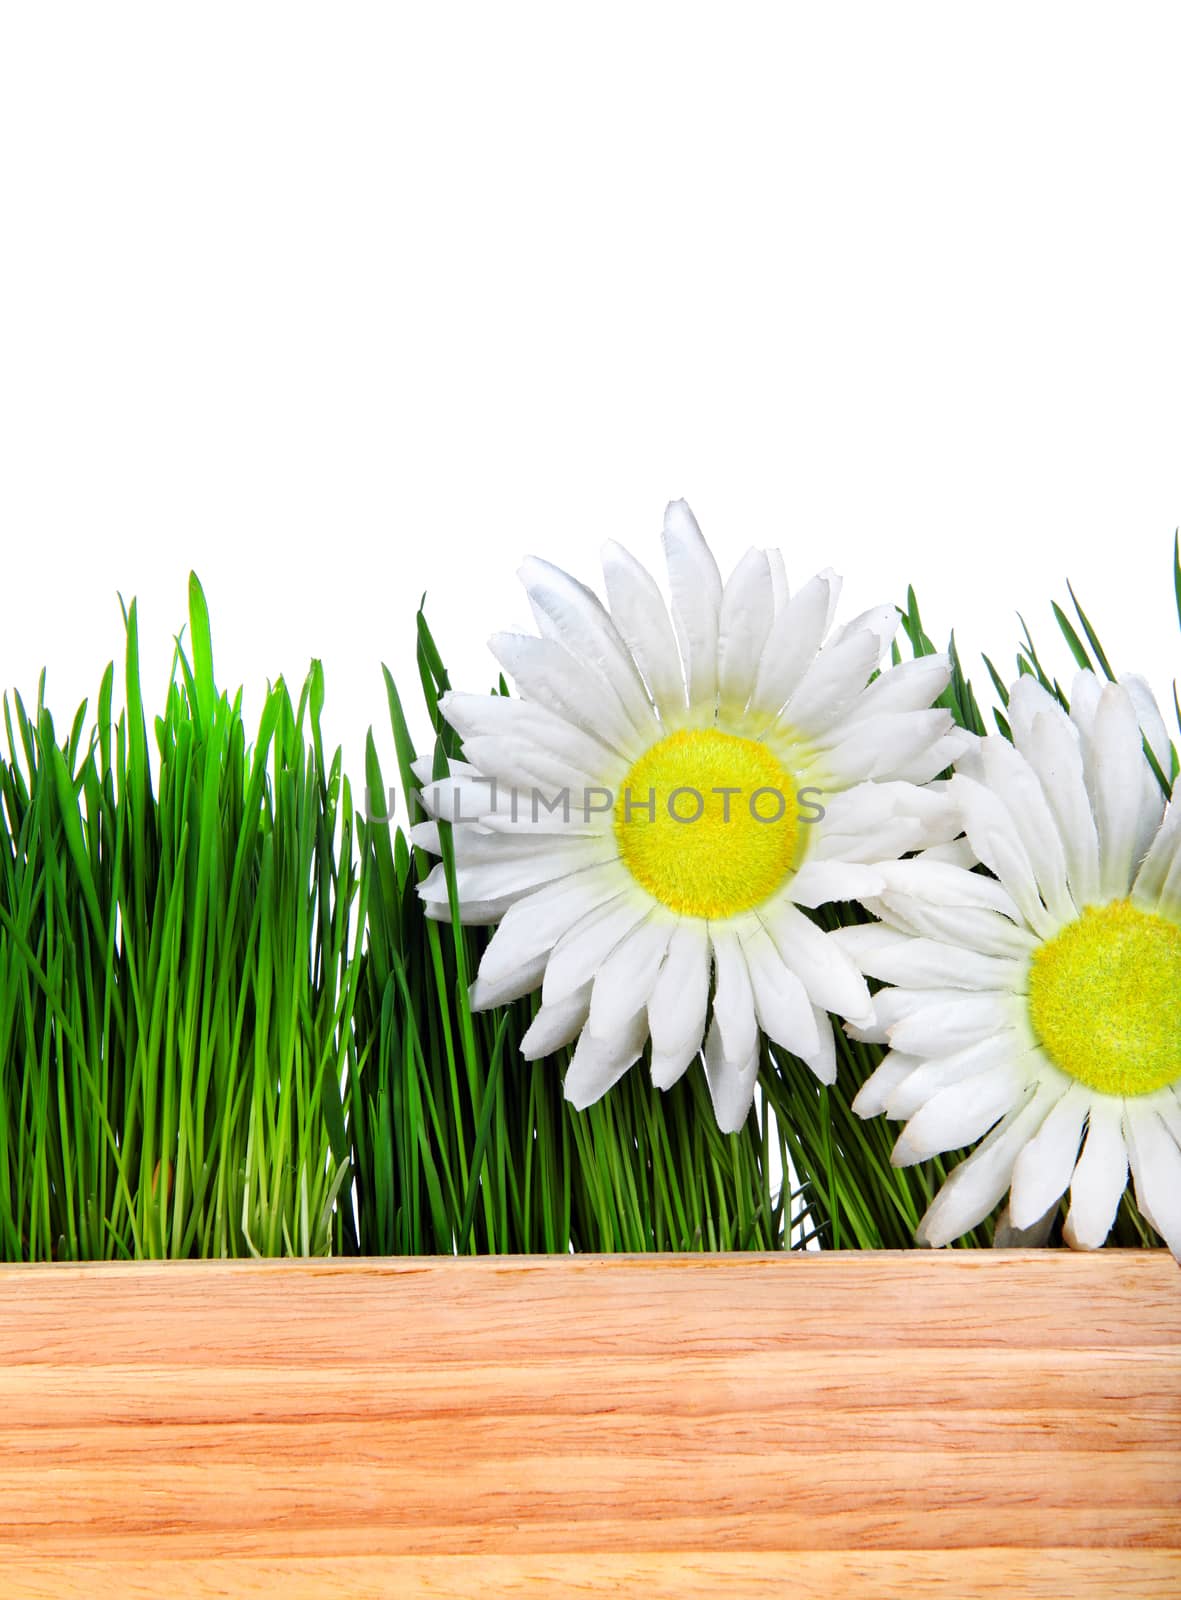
(1133, 794, 1181, 909)
(873, 858, 1021, 919)
(1069, 668, 1103, 738)
(417, 772, 501, 823)
(1158, 830, 1181, 915)
(475, 864, 629, 991)
(1006, 673, 1062, 752)
(848, 980, 1003, 1047)
(470, 780, 609, 836)
(761, 900, 873, 1025)
(702, 1015, 760, 1133)
(543, 892, 654, 1006)
(889, 728, 976, 786)
(819, 568, 843, 632)
(893, 1063, 1031, 1165)
(948, 773, 1058, 939)
(441, 691, 625, 786)
(888, 993, 1021, 1057)
(739, 921, 821, 1057)
(520, 984, 592, 1059)
(978, 736, 1074, 925)
(915, 1082, 1055, 1247)
(870, 896, 1037, 960)
(813, 819, 928, 865)
(709, 924, 759, 1065)
(717, 547, 775, 712)
(420, 837, 617, 907)
(447, 820, 603, 867)
(838, 654, 950, 719)
(601, 539, 687, 717)
(588, 915, 674, 1038)
(1120, 681, 1173, 873)
(866, 983, 980, 1040)
(409, 820, 441, 853)
(459, 733, 606, 798)
(808, 779, 961, 864)
(563, 1009, 649, 1110)
(489, 632, 643, 758)
(1008, 1082, 1090, 1228)
(781, 630, 881, 737)
(1125, 1102, 1181, 1256)
(425, 893, 517, 927)
(766, 548, 789, 614)
(863, 1050, 927, 1118)
(1122, 672, 1172, 773)
(787, 860, 887, 908)
(831, 923, 1024, 992)
(1017, 699, 1099, 908)
(1087, 681, 1150, 899)
(416, 860, 453, 907)
(826, 602, 900, 662)
(650, 1043, 701, 1092)
(917, 838, 978, 869)
(662, 499, 722, 711)
(518, 555, 659, 740)
(749, 573, 835, 719)
(886, 1033, 1029, 1122)
(414, 753, 483, 786)
(1063, 1098, 1128, 1249)
(648, 918, 710, 1063)
(800, 1006, 837, 1085)
(819, 710, 961, 787)
(1156, 1088, 1181, 1148)
(469, 951, 549, 1010)
(851, 1052, 916, 1117)
(992, 1203, 1058, 1248)
(844, 1017, 886, 1045)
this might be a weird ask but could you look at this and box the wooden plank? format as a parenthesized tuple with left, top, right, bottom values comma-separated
(3, 1551, 1180, 1600)
(0, 1252, 1177, 1598)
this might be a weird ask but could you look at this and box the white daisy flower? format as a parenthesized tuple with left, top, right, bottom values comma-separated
(413, 500, 969, 1132)
(838, 669, 1181, 1254)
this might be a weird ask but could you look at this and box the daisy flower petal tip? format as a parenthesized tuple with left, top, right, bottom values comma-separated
(417, 501, 978, 1130)
(843, 669, 1181, 1256)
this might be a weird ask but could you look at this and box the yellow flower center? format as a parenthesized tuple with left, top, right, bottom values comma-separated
(1027, 899, 1181, 1096)
(614, 729, 802, 918)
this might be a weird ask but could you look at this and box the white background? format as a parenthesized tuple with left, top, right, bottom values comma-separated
(2, 4, 1179, 803)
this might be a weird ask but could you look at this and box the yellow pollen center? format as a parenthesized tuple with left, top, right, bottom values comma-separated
(614, 729, 801, 918)
(1027, 900, 1181, 1097)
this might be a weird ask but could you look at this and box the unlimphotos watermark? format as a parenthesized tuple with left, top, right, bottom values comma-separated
(362, 780, 825, 826)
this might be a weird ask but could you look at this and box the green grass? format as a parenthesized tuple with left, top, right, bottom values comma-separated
(0, 578, 360, 1259)
(1, 544, 1175, 1259)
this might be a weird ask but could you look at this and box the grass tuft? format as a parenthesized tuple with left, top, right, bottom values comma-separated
(0, 578, 359, 1259)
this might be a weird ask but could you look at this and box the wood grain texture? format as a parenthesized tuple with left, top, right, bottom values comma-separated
(0, 1252, 1177, 1598)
